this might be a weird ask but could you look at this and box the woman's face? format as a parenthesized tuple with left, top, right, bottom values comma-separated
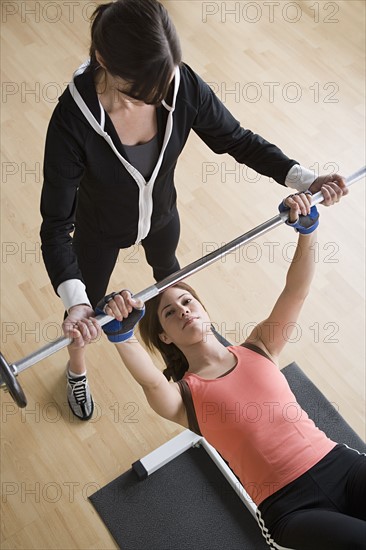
(157, 287, 211, 347)
(104, 67, 176, 106)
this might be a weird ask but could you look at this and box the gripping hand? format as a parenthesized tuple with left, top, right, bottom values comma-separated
(96, 291, 145, 343)
(279, 192, 319, 234)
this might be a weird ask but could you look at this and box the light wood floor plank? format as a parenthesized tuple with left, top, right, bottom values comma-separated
(1, 1, 365, 547)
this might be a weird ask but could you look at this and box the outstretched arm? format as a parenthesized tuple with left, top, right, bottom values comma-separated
(246, 183, 344, 362)
(100, 292, 187, 427)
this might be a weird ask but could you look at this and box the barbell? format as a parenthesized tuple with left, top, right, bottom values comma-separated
(1, 166, 365, 408)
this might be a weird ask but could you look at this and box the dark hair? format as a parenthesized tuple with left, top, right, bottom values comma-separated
(139, 282, 207, 381)
(89, 0, 182, 104)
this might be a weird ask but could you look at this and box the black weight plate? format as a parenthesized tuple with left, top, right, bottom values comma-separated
(0, 352, 27, 408)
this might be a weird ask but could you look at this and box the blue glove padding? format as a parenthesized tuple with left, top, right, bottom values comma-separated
(95, 292, 145, 343)
(278, 201, 319, 234)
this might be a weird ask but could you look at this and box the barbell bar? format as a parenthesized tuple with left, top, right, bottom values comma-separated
(1, 166, 365, 408)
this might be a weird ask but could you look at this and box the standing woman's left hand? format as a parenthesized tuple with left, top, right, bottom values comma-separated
(308, 174, 347, 205)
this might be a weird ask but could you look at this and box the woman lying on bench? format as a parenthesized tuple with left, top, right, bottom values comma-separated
(76, 186, 366, 550)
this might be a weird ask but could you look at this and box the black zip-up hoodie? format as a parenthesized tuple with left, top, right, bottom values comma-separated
(40, 62, 298, 299)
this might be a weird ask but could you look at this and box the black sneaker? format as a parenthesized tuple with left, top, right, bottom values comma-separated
(66, 372, 94, 420)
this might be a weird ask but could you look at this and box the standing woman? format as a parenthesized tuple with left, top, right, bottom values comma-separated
(40, 0, 346, 420)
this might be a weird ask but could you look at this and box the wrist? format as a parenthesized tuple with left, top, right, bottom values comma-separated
(285, 165, 316, 192)
(68, 303, 93, 314)
(108, 329, 135, 344)
(298, 229, 317, 239)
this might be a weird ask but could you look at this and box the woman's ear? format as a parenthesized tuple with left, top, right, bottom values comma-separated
(159, 332, 172, 345)
(95, 50, 106, 69)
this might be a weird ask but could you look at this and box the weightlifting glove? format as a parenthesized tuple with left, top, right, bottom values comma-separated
(278, 195, 319, 234)
(95, 292, 145, 343)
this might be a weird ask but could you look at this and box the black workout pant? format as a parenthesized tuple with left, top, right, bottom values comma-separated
(257, 444, 366, 549)
(73, 209, 180, 308)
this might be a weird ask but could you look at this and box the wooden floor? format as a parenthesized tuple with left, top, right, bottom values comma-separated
(1, 1, 365, 548)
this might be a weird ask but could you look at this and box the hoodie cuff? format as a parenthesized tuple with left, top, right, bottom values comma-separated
(57, 279, 92, 312)
(285, 165, 316, 192)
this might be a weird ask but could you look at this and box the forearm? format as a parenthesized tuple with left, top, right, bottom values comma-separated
(284, 231, 317, 298)
(114, 337, 184, 423)
(114, 339, 165, 390)
(40, 194, 81, 295)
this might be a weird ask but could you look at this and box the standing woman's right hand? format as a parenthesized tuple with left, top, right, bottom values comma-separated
(62, 305, 101, 349)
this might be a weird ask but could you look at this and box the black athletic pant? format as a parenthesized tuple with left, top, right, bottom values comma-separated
(256, 444, 366, 550)
(73, 209, 180, 308)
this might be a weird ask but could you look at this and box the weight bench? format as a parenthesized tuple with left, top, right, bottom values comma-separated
(89, 361, 365, 549)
